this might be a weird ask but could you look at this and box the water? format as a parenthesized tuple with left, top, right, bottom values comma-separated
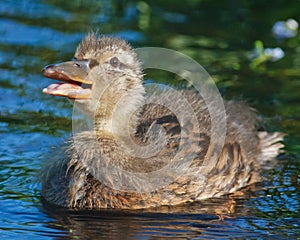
(0, 0, 299, 239)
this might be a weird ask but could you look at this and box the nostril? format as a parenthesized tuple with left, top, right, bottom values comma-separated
(73, 63, 81, 68)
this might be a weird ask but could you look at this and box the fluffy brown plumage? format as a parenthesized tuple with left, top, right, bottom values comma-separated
(40, 33, 284, 209)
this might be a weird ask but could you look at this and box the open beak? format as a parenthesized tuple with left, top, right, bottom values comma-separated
(42, 60, 92, 99)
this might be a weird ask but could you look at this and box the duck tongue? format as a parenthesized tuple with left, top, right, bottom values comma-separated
(43, 83, 91, 99)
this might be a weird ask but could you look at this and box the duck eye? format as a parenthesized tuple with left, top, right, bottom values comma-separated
(110, 57, 119, 67)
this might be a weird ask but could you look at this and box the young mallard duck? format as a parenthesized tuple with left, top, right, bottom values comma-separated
(41, 33, 284, 209)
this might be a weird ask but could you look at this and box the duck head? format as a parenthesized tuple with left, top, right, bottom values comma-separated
(42, 33, 145, 130)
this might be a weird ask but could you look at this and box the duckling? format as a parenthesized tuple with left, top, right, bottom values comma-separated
(41, 33, 284, 209)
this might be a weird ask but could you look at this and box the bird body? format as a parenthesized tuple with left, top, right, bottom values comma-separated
(41, 33, 284, 209)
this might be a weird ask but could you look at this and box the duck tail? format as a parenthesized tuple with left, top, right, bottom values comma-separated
(257, 131, 285, 162)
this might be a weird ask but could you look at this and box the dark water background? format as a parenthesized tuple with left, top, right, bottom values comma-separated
(0, 0, 299, 239)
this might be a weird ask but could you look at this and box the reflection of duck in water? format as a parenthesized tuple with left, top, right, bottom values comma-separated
(41, 33, 284, 209)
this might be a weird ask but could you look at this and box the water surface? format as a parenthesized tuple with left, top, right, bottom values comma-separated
(0, 0, 299, 239)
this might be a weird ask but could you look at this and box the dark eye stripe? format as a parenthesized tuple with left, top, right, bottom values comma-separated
(89, 59, 99, 68)
(119, 62, 128, 70)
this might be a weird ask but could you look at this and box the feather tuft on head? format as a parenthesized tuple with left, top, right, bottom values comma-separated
(75, 32, 133, 60)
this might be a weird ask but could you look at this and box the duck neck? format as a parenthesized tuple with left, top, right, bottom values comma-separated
(93, 79, 145, 139)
